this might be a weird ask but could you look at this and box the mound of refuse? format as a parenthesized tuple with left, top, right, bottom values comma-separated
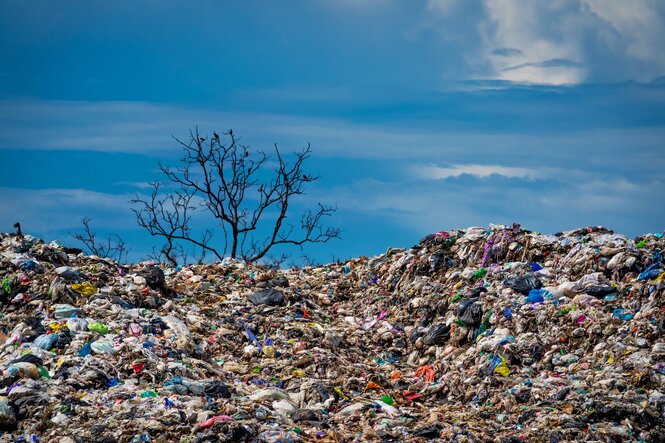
(0, 224, 664, 442)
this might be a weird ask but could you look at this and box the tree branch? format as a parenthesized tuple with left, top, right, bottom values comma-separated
(131, 129, 340, 264)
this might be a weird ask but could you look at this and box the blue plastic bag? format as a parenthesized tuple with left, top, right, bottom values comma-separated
(78, 341, 92, 357)
(524, 289, 545, 303)
(637, 263, 662, 281)
(33, 333, 58, 350)
(613, 308, 633, 321)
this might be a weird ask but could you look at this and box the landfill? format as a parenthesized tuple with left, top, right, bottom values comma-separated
(0, 224, 664, 442)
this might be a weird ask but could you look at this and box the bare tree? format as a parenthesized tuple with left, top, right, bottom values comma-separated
(287, 254, 322, 269)
(73, 217, 129, 262)
(266, 252, 290, 269)
(147, 244, 188, 267)
(131, 128, 340, 265)
(131, 183, 215, 266)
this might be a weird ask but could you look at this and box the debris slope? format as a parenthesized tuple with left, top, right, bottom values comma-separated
(0, 224, 664, 442)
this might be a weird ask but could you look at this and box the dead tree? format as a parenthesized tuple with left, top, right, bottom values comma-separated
(131, 128, 340, 265)
(73, 217, 129, 262)
(131, 183, 214, 266)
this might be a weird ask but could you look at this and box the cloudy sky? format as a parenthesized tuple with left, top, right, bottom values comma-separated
(1, 0, 664, 262)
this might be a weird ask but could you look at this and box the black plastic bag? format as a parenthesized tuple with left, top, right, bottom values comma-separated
(460, 303, 483, 326)
(139, 266, 166, 289)
(205, 381, 232, 399)
(584, 285, 616, 298)
(504, 274, 542, 295)
(249, 288, 285, 306)
(423, 324, 451, 345)
(457, 297, 478, 316)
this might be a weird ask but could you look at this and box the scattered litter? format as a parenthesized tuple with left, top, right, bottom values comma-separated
(0, 225, 663, 441)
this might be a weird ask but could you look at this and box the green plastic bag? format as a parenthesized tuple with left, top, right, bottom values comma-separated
(87, 322, 109, 334)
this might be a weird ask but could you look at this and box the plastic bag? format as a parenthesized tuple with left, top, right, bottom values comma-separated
(490, 355, 510, 376)
(71, 282, 97, 295)
(138, 266, 166, 288)
(504, 274, 542, 295)
(423, 324, 451, 345)
(87, 322, 109, 334)
(524, 289, 545, 303)
(53, 304, 79, 319)
(463, 304, 483, 325)
(33, 333, 58, 350)
(249, 288, 286, 306)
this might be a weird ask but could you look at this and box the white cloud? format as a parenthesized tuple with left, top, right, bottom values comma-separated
(308, 0, 665, 85)
(0, 187, 134, 233)
(481, 0, 584, 84)
(1, 99, 664, 180)
(113, 181, 155, 189)
(323, 0, 393, 9)
(582, 0, 665, 74)
(312, 171, 663, 237)
(414, 163, 540, 180)
(426, 0, 460, 15)
(423, 0, 665, 85)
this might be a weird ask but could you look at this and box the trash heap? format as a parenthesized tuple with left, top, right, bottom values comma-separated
(0, 224, 664, 442)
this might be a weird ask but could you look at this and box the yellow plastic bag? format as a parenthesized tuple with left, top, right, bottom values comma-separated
(494, 356, 510, 377)
(48, 322, 65, 333)
(263, 345, 276, 358)
(71, 282, 97, 295)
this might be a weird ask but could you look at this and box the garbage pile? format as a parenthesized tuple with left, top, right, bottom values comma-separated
(0, 224, 664, 442)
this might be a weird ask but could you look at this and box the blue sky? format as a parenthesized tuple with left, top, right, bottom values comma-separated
(1, 0, 664, 263)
